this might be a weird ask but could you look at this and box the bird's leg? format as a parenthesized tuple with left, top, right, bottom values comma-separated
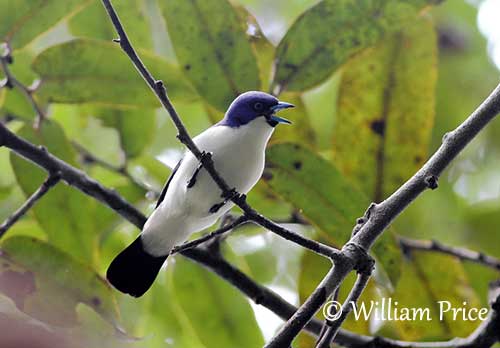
(187, 151, 212, 189)
(209, 188, 240, 214)
(209, 201, 225, 214)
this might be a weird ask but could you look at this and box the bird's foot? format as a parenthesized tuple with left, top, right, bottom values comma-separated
(209, 201, 226, 214)
(187, 151, 212, 189)
(221, 187, 238, 201)
(209, 188, 241, 214)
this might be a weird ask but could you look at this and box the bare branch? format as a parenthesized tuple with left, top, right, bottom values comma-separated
(0, 173, 60, 238)
(186, 245, 500, 348)
(2, 106, 499, 348)
(99, 0, 342, 262)
(171, 215, 249, 254)
(316, 271, 372, 348)
(265, 83, 500, 347)
(400, 237, 500, 272)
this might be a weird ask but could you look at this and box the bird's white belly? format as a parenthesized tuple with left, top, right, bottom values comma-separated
(142, 120, 273, 256)
(184, 136, 264, 219)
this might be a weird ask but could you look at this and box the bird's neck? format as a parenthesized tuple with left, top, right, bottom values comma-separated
(234, 117, 275, 150)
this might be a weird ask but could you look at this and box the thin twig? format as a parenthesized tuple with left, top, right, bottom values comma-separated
(71, 141, 159, 197)
(0, 43, 46, 128)
(0, 122, 147, 228)
(171, 215, 249, 254)
(400, 237, 500, 271)
(316, 271, 372, 348)
(99, 0, 342, 262)
(0, 173, 60, 238)
(0, 3, 497, 346)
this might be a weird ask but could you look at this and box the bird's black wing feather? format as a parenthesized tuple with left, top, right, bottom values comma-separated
(155, 159, 182, 209)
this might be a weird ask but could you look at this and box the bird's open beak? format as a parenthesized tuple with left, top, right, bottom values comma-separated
(269, 102, 294, 125)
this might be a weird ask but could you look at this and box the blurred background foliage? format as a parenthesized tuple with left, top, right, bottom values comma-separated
(0, 0, 500, 347)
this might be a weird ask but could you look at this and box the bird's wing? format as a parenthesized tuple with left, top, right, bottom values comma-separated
(155, 159, 182, 209)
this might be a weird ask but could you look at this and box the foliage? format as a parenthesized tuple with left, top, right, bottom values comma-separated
(0, 0, 499, 347)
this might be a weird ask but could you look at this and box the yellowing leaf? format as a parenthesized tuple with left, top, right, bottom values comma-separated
(273, 0, 442, 92)
(333, 19, 437, 201)
(392, 252, 480, 340)
(265, 143, 401, 284)
(160, 0, 261, 111)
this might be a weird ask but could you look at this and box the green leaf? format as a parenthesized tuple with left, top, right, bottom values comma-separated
(69, 0, 153, 50)
(92, 107, 156, 158)
(270, 93, 316, 147)
(0, 0, 92, 50)
(0, 146, 16, 201)
(32, 39, 196, 107)
(9, 121, 100, 264)
(272, 0, 441, 91)
(0, 50, 39, 120)
(265, 143, 401, 284)
(0, 88, 5, 109)
(302, 71, 342, 150)
(0, 236, 119, 326)
(160, 0, 261, 111)
(266, 143, 368, 244)
(392, 252, 481, 340)
(234, 4, 275, 92)
(167, 256, 264, 348)
(129, 272, 203, 348)
(333, 19, 437, 200)
(130, 154, 172, 186)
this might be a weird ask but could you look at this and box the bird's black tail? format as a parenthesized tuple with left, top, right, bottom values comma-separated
(106, 236, 167, 297)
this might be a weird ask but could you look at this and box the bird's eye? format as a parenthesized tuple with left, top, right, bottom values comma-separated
(253, 102, 264, 111)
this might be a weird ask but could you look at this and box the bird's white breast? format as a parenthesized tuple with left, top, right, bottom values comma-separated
(142, 117, 274, 255)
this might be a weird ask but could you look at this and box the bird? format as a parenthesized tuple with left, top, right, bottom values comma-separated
(106, 91, 294, 297)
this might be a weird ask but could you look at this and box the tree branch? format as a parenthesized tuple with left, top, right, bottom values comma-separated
(399, 237, 500, 271)
(99, 1, 500, 345)
(184, 245, 500, 348)
(264, 82, 500, 347)
(99, 0, 342, 263)
(170, 215, 249, 254)
(316, 263, 374, 348)
(0, 122, 147, 228)
(1, 2, 498, 346)
(2, 108, 499, 348)
(0, 173, 60, 238)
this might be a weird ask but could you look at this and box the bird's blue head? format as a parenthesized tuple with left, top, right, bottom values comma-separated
(218, 91, 294, 128)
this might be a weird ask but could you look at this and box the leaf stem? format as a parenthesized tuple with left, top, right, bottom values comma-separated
(0, 42, 46, 129)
